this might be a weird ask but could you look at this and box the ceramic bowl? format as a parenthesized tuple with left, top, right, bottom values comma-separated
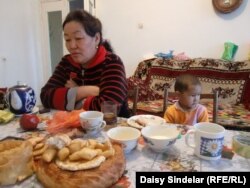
(107, 126, 141, 153)
(141, 125, 180, 152)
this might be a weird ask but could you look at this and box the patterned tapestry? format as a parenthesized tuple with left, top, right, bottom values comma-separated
(128, 58, 250, 109)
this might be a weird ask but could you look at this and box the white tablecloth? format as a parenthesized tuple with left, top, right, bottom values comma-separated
(1, 116, 250, 188)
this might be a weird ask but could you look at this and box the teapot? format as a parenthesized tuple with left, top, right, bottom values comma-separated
(7, 82, 36, 115)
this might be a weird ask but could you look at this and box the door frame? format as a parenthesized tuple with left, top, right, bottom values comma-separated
(40, 0, 69, 82)
(40, 0, 95, 82)
(84, 0, 96, 15)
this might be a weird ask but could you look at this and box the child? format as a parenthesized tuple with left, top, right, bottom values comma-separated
(164, 74, 209, 125)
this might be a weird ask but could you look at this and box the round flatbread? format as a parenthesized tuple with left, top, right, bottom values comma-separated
(34, 143, 125, 188)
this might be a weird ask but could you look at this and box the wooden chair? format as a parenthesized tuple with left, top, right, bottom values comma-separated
(163, 87, 219, 123)
(127, 85, 139, 116)
(200, 91, 219, 123)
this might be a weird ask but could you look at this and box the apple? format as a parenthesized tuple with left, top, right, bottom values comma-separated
(20, 114, 40, 130)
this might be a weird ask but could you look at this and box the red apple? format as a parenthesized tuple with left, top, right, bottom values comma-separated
(20, 114, 40, 130)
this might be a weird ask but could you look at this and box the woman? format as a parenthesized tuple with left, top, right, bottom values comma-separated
(40, 10, 130, 117)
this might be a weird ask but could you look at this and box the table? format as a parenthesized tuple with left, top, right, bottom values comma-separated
(129, 99, 250, 131)
(1, 116, 250, 188)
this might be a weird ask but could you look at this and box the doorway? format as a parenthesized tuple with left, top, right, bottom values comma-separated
(41, 0, 95, 82)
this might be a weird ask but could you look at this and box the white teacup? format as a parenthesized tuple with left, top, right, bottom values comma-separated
(79, 111, 106, 135)
(185, 122, 225, 160)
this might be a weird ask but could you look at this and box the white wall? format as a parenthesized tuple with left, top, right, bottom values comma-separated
(0, 0, 43, 103)
(0, 0, 249, 106)
(96, 0, 250, 77)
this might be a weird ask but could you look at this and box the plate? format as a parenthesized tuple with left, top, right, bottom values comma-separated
(127, 115, 166, 129)
(15, 106, 39, 117)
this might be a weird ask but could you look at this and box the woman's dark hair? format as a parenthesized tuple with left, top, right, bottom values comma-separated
(102, 39, 114, 53)
(63, 9, 115, 53)
(63, 9, 103, 46)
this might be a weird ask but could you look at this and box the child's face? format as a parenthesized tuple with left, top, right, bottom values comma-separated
(178, 84, 202, 111)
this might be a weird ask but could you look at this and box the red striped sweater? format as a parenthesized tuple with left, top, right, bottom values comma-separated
(40, 46, 130, 117)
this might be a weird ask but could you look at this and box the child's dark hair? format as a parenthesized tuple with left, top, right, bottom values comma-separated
(174, 74, 201, 93)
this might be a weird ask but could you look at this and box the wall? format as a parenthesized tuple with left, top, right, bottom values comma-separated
(0, 0, 43, 103)
(96, 0, 250, 77)
(0, 0, 249, 107)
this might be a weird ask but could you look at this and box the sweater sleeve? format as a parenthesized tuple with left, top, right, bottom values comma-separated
(164, 105, 176, 123)
(40, 57, 78, 110)
(84, 55, 128, 112)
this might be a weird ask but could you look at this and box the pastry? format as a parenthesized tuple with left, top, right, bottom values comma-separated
(0, 139, 34, 185)
(135, 117, 147, 126)
(35, 143, 125, 188)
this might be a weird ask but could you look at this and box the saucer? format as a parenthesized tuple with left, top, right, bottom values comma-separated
(15, 106, 39, 117)
(84, 122, 106, 137)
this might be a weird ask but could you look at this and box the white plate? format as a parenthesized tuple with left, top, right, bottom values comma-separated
(15, 106, 39, 117)
(127, 115, 166, 129)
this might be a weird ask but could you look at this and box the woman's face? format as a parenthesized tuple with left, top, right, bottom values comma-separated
(63, 21, 100, 65)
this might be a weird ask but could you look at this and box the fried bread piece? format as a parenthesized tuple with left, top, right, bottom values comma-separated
(0, 139, 34, 185)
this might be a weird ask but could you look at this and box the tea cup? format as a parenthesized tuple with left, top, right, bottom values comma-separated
(79, 111, 106, 136)
(185, 122, 225, 160)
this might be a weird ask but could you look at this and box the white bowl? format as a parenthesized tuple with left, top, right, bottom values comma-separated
(141, 125, 180, 152)
(107, 127, 141, 153)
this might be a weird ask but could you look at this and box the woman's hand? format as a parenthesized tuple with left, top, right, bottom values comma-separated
(65, 79, 78, 88)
